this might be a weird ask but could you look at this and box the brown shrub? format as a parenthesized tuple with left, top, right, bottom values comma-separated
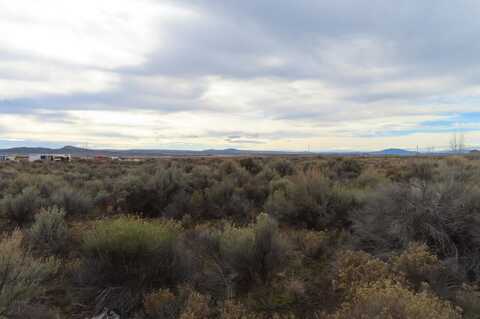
(330, 280, 461, 319)
(144, 289, 179, 319)
(391, 242, 442, 288)
(333, 250, 396, 297)
(179, 290, 211, 319)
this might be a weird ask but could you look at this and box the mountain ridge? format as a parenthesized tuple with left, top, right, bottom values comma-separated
(0, 145, 439, 157)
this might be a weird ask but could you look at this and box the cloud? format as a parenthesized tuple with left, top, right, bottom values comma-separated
(2, 0, 480, 150)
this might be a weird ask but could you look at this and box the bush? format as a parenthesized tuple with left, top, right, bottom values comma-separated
(239, 158, 263, 175)
(144, 289, 180, 319)
(404, 160, 438, 182)
(117, 168, 189, 217)
(391, 242, 441, 289)
(181, 225, 231, 300)
(182, 215, 289, 298)
(328, 158, 363, 180)
(28, 206, 69, 254)
(178, 289, 211, 319)
(333, 250, 395, 298)
(81, 216, 184, 315)
(1, 186, 42, 226)
(352, 179, 480, 279)
(218, 160, 243, 177)
(270, 159, 295, 177)
(220, 214, 290, 291)
(290, 230, 330, 260)
(205, 179, 252, 220)
(355, 167, 387, 189)
(265, 172, 358, 229)
(50, 187, 93, 215)
(454, 284, 480, 319)
(82, 216, 183, 287)
(329, 280, 461, 319)
(10, 303, 59, 319)
(93, 189, 112, 211)
(220, 300, 260, 319)
(0, 231, 59, 317)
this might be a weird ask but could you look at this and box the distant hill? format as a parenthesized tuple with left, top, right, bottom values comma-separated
(368, 148, 418, 156)
(0, 146, 313, 157)
(0, 146, 453, 158)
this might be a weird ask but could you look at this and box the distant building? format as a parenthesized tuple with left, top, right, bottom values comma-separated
(15, 155, 29, 162)
(94, 155, 112, 162)
(29, 154, 42, 162)
(39, 154, 72, 162)
(119, 157, 145, 162)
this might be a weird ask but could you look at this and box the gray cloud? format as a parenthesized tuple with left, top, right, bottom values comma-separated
(136, 1, 480, 81)
(2, 0, 480, 148)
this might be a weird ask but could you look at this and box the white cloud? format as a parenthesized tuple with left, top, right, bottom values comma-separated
(0, 0, 194, 68)
(2, 0, 480, 150)
(0, 61, 119, 98)
(0, 0, 199, 98)
(201, 76, 343, 114)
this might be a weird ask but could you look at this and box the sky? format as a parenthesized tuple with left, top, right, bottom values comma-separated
(1, 0, 480, 151)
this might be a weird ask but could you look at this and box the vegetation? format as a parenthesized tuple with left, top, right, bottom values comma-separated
(0, 231, 59, 318)
(0, 156, 480, 317)
(28, 206, 69, 255)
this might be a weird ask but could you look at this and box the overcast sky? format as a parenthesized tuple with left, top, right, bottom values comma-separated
(1, 0, 480, 151)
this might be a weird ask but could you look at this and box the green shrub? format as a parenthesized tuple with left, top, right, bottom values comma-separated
(221, 214, 289, 290)
(82, 216, 183, 288)
(0, 231, 59, 317)
(28, 206, 69, 254)
(352, 180, 480, 279)
(1, 186, 41, 226)
(36, 175, 66, 199)
(117, 168, 189, 217)
(218, 160, 243, 177)
(50, 187, 93, 215)
(205, 179, 252, 220)
(404, 160, 438, 182)
(93, 189, 111, 210)
(328, 158, 363, 180)
(355, 167, 387, 189)
(265, 172, 358, 229)
(270, 159, 295, 177)
(239, 158, 263, 175)
(181, 225, 229, 299)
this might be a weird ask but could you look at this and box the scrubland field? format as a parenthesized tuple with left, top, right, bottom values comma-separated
(2, 155, 480, 318)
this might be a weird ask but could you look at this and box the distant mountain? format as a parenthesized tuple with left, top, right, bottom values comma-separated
(0, 145, 457, 158)
(0, 147, 54, 155)
(368, 148, 418, 156)
(0, 146, 313, 157)
(0, 146, 96, 156)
